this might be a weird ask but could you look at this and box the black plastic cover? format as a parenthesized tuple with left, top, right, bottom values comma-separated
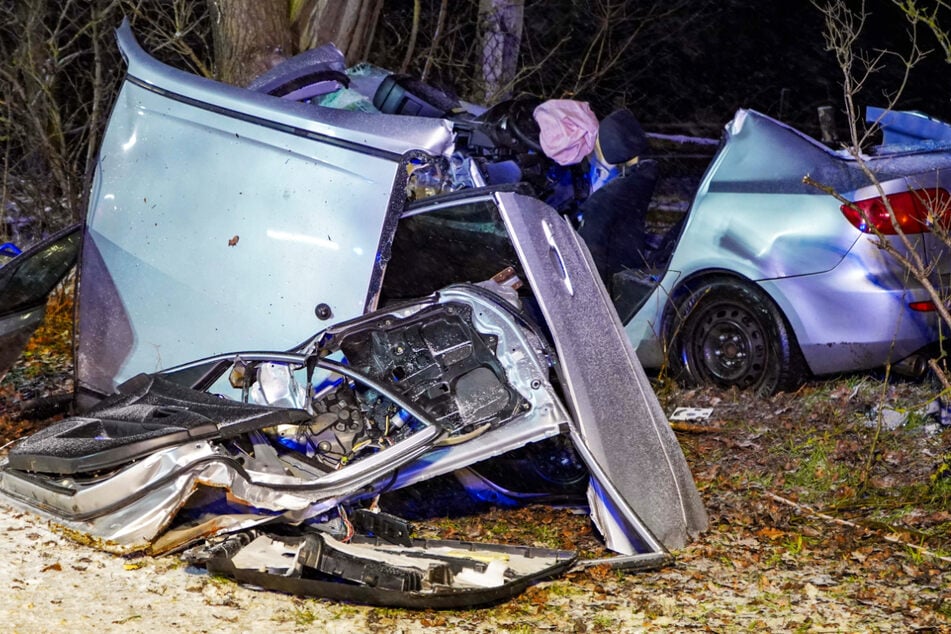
(335, 303, 526, 433)
(372, 74, 459, 117)
(205, 533, 576, 609)
(7, 373, 311, 474)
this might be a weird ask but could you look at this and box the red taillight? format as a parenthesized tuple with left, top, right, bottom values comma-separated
(909, 300, 937, 312)
(841, 188, 951, 235)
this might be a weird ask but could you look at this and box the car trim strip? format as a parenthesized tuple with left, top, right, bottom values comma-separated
(126, 75, 404, 163)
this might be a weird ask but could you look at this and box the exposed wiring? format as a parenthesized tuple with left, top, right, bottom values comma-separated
(367, 495, 381, 512)
(434, 422, 492, 446)
(337, 504, 354, 543)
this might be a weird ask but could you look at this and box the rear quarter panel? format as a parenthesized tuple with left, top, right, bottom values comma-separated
(670, 110, 865, 281)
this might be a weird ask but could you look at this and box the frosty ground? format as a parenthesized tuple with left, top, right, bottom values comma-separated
(0, 294, 949, 632)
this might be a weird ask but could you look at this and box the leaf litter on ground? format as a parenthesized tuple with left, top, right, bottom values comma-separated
(0, 285, 948, 632)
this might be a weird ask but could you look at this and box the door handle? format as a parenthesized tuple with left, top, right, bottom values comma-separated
(542, 219, 574, 297)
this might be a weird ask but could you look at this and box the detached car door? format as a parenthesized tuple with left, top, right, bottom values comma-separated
(0, 224, 81, 382)
(77, 21, 452, 404)
(382, 191, 707, 551)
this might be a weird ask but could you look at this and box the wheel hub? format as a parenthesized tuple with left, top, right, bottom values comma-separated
(690, 304, 768, 387)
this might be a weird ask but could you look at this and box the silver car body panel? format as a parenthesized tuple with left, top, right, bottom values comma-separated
(0, 442, 228, 551)
(77, 22, 453, 399)
(496, 193, 707, 550)
(112, 21, 454, 160)
(359, 286, 571, 489)
(760, 236, 938, 375)
(665, 110, 865, 280)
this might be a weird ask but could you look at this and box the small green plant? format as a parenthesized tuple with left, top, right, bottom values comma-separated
(291, 605, 318, 626)
(784, 436, 854, 502)
(784, 533, 805, 557)
(904, 543, 926, 565)
(932, 455, 951, 484)
(369, 606, 403, 619)
(737, 468, 775, 489)
(929, 466, 951, 505)
(531, 523, 560, 548)
(546, 581, 582, 598)
(207, 573, 232, 585)
(331, 604, 362, 620)
(592, 612, 617, 629)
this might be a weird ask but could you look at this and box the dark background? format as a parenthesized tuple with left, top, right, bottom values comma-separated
(3, 0, 950, 235)
(375, 0, 951, 138)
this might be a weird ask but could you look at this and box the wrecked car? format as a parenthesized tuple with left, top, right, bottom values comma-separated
(62, 21, 951, 401)
(248, 56, 951, 397)
(623, 106, 951, 393)
(5, 33, 951, 399)
(0, 21, 707, 607)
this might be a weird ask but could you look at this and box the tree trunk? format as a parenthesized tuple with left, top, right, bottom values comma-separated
(478, 0, 524, 102)
(207, 0, 292, 86)
(293, 0, 383, 64)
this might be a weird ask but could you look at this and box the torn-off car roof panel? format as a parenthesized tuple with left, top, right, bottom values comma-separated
(76, 21, 454, 403)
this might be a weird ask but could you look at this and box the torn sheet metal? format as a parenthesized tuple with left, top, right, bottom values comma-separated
(0, 276, 702, 604)
(0, 287, 571, 553)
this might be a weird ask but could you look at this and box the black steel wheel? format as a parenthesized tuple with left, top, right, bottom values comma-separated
(668, 278, 805, 394)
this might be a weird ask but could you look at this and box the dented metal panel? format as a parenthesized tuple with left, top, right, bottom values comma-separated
(76, 23, 454, 402)
(625, 108, 951, 380)
(495, 192, 708, 550)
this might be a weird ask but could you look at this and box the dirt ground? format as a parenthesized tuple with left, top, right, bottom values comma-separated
(1, 295, 950, 632)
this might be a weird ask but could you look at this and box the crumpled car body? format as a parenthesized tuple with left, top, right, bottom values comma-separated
(0, 22, 706, 606)
(66, 21, 951, 402)
(623, 108, 951, 392)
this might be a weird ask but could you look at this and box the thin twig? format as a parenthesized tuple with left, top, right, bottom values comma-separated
(929, 358, 951, 392)
(421, 0, 448, 81)
(400, 0, 421, 73)
(760, 488, 951, 564)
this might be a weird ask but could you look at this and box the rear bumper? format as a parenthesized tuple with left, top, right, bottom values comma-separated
(760, 240, 943, 376)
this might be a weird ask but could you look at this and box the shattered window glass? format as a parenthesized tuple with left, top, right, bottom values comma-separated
(0, 226, 79, 317)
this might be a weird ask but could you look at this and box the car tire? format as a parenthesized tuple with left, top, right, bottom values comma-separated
(667, 278, 805, 394)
